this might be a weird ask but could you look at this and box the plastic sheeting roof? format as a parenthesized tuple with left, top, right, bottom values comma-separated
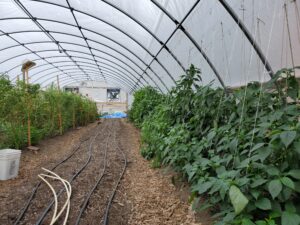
(0, 0, 299, 93)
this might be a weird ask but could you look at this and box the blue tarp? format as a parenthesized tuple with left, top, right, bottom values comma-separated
(101, 112, 127, 119)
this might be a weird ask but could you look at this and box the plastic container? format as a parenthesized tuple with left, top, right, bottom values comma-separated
(0, 149, 21, 180)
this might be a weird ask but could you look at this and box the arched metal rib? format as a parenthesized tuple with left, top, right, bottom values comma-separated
(0, 20, 166, 90)
(40, 71, 136, 91)
(8, 56, 148, 88)
(218, 0, 274, 78)
(141, 0, 226, 92)
(32, 66, 139, 89)
(21, 0, 175, 87)
(0, 48, 157, 91)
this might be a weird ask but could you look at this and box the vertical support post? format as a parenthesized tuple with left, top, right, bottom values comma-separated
(57, 75, 60, 90)
(21, 60, 36, 147)
(26, 70, 29, 84)
(57, 75, 63, 135)
(125, 92, 128, 112)
(26, 68, 31, 147)
(73, 102, 76, 129)
(58, 107, 63, 135)
(27, 108, 31, 146)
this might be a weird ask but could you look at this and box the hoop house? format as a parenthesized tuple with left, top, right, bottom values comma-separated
(0, 0, 298, 93)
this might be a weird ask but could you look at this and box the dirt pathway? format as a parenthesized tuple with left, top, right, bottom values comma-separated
(114, 120, 212, 225)
(0, 122, 96, 224)
(0, 119, 211, 225)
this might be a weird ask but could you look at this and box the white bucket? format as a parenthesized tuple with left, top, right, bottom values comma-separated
(0, 149, 21, 180)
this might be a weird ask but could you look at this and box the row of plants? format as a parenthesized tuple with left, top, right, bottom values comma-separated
(0, 75, 98, 149)
(129, 65, 300, 225)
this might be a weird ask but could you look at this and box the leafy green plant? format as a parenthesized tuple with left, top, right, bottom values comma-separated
(128, 86, 165, 127)
(130, 65, 300, 225)
(0, 77, 97, 149)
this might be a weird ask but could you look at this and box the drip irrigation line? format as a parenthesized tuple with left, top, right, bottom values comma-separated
(35, 123, 106, 225)
(13, 136, 91, 225)
(103, 120, 127, 225)
(74, 123, 112, 225)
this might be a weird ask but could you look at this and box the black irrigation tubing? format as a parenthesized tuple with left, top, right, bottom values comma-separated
(103, 120, 127, 225)
(13, 135, 92, 225)
(34, 123, 106, 225)
(74, 122, 113, 225)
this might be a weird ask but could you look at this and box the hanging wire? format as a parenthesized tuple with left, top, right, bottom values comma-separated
(284, 3, 295, 68)
(256, 18, 265, 80)
(247, 0, 280, 158)
(236, 0, 257, 136)
(232, 0, 264, 164)
(292, 0, 300, 44)
(251, 0, 255, 32)
(206, 17, 240, 152)
(241, 0, 246, 87)
(221, 22, 232, 85)
(281, 5, 287, 69)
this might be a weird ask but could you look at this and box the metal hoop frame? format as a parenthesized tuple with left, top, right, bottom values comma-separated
(0, 0, 275, 93)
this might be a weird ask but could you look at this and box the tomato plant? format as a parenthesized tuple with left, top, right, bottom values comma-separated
(0, 76, 97, 149)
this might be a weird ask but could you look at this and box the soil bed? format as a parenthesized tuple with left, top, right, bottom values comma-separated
(0, 119, 211, 225)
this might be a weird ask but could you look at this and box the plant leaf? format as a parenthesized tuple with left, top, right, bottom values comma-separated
(250, 143, 265, 153)
(293, 142, 300, 154)
(267, 166, 280, 176)
(282, 187, 293, 201)
(193, 180, 213, 194)
(241, 218, 256, 225)
(281, 211, 300, 225)
(255, 198, 272, 210)
(250, 189, 260, 200)
(287, 170, 300, 180)
(281, 177, 295, 189)
(285, 201, 296, 213)
(251, 178, 267, 188)
(268, 179, 282, 199)
(257, 147, 272, 162)
(255, 221, 267, 225)
(280, 131, 297, 148)
(229, 185, 249, 215)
